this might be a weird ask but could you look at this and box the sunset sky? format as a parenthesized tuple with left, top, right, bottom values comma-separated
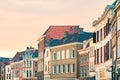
(0, 0, 113, 58)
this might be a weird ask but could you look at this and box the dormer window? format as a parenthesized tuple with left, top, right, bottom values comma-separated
(70, 27, 73, 31)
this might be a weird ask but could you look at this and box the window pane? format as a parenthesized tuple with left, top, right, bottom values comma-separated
(71, 49, 75, 58)
(66, 49, 70, 59)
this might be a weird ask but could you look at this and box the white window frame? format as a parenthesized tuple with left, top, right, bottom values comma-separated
(53, 52, 57, 60)
(71, 64, 74, 73)
(52, 65, 54, 74)
(61, 64, 64, 73)
(57, 51, 60, 60)
(71, 49, 75, 58)
(66, 49, 70, 59)
(61, 50, 65, 59)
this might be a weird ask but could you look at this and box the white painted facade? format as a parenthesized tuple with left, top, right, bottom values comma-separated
(5, 64, 11, 80)
(44, 47, 51, 79)
(93, 5, 114, 80)
(22, 49, 38, 80)
(10, 48, 38, 80)
(89, 38, 96, 79)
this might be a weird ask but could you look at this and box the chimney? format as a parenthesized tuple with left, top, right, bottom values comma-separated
(30, 46, 34, 49)
(26, 47, 29, 50)
(78, 28, 83, 34)
(65, 31, 69, 37)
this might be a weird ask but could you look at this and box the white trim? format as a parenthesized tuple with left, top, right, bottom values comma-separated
(51, 42, 82, 49)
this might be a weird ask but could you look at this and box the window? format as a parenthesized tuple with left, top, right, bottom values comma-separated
(52, 65, 57, 74)
(70, 27, 73, 31)
(61, 50, 65, 59)
(100, 29, 102, 41)
(66, 64, 70, 73)
(71, 49, 75, 58)
(93, 32, 96, 43)
(100, 47, 102, 63)
(30, 70, 31, 77)
(59, 65, 60, 73)
(66, 49, 70, 59)
(8, 68, 9, 72)
(94, 50, 96, 64)
(118, 17, 120, 30)
(74, 27, 77, 31)
(56, 65, 59, 74)
(30, 61, 31, 67)
(7, 74, 8, 79)
(113, 47, 116, 60)
(102, 27, 104, 39)
(97, 49, 99, 64)
(9, 74, 11, 79)
(48, 61, 50, 72)
(45, 64, 47, 72)
(27, 70, 28, 78)
(57, 51, 60, 60)
(35, 71, 37, 77)
(104, 42, 109, 62)
(97, 31, 99, 42)
(53, 52, 57, 60)
(56, 65, 60, 74)
(35, 62, 37, 67)
(61, 64, 64, 73)
(70, 36, 74, 41)
(24, 61, 26, 67)
(71, 64, 75, 73)
(27, 60, 28, 67)
(112, 23, 117, 36)
(80, 67, 83, 77)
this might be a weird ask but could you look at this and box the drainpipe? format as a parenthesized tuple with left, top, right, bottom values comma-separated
(114, 10, 118, 80)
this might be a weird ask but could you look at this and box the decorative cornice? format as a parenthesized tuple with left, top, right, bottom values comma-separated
(92, 5, 115, 26)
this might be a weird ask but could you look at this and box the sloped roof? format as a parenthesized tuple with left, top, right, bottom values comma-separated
(12, 49, 38, 62)
(0, 57, 11, 65)
(43, 25, 79, 35)
(49, 32, 93, 47)
(12, 52, 21, 61)
(42, 25, 83, 43)
(112, 0, 118, 6)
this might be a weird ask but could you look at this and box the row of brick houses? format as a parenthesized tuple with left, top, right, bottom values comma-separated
(1, 25, 92, 80)
(1, 0, 120, 80)
(37, 25, 93, 80)
(37, 0, 120, 80)
(3, 47, 38, 80)
(37, 25, 83, 80)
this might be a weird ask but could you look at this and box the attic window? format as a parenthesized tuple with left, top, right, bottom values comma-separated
(70, 27, 73, 31)
(70, 36, 74, 41)
(74, 27, 76, 30)
(63, 38, 67, 42)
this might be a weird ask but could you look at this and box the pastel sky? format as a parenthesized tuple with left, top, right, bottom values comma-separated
(0, 0, 113, 58)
